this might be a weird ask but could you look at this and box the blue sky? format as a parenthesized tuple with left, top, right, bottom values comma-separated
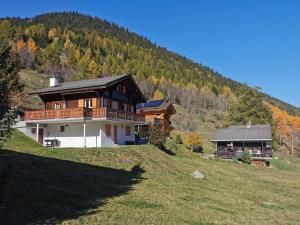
(1, 0, 300, 107)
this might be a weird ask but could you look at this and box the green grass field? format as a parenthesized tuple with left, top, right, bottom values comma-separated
(1, 130, 300, 225)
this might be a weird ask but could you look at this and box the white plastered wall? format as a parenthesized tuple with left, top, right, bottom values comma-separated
(16, 120, 136, 148)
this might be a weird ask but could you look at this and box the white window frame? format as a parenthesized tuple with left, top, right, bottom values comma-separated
(54, 102, 61, 110)
(84, 99, 93, 109)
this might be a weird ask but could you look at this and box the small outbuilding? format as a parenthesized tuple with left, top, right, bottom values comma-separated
(136, 99, 176, 136)
(212, 124, 273, 159)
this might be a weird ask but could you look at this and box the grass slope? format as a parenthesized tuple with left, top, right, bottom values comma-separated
(1, 130, 300, 225)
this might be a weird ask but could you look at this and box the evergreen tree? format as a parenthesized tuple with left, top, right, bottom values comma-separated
(226, 88, 273, 126)
(0, 47, 19, 144)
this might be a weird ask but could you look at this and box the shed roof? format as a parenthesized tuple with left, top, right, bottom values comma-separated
(212, 124, 272, 141)
(136, 99, 176, 114)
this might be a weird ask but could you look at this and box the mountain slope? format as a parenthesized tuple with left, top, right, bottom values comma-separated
(2, 12, 300, 116)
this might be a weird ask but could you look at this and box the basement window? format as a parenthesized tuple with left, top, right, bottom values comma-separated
(60, 126, 65, 132)
(31, 128, 36, 134)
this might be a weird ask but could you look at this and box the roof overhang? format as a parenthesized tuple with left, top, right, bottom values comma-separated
(212, 139, 272, 142)
(28, 74, 147, 102)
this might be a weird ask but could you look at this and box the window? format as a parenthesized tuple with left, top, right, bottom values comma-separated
(84, 99, 93, 109)
(126, 126, 131, 136)
(60, 126, 65, 132)
(31, 128, 36, 134)
(105, 124, 111, 136)
(62, 101, 66, 109)
(117, 85, 122, 92)
(118, 103, 125, 111)
(103, 98, 107, 107)
(127, 105, 132, 112)
(54, 102, 61, 110)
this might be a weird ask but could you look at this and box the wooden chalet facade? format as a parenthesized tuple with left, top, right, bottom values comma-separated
(16, 74, 147, 147)
(212, 124, 273, 160)
(136, 99, 176, 136)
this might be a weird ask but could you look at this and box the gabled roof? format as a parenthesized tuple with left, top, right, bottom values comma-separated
(136, 99, 176, 114)
(212, 124, 272, 142)
(30, 74, 133, 95)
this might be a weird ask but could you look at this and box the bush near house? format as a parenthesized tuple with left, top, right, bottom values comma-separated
(148, 124, 166, 150)
(241, 149, 252, 164)
(175, 134, 182, 144)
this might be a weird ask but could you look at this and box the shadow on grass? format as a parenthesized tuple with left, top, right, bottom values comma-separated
(0, 149, 144, 225)
(161, 146, 176, 156)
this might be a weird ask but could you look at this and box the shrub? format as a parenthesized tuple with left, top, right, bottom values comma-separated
(148, 124, 166, 150)
(183, 132, 202, 152)
(191, 145, 203, 153)
(175, 134, 182, 144)
(241, 149, 252, 164)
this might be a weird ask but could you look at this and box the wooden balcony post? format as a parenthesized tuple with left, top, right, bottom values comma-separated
(83, 120, 86, 148)
(36, 123, 39, 142)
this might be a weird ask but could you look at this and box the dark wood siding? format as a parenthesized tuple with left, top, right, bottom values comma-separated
(67, 99, 78, 108)
(38, 78, 145, 111)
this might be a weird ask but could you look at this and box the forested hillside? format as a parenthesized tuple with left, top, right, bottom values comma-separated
(1, 11, 299, 116)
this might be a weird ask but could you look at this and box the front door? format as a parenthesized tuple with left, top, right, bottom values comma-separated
(114, 125, 118, 144)
(38, 128, 44, 145)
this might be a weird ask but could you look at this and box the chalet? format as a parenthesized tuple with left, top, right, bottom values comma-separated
(212, 124, 273, 159)
(136, 99, 176, 136)
(16, 74, 147, 148)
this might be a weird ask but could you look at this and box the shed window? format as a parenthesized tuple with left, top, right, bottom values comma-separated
(105, 124, 111, 136)
(126, 126, 131, 136)
(31, 128, 36, 134)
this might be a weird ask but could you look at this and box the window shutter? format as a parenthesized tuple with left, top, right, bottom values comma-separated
(78, 99, 84, 108)
(105, 124, 111, 136)
(92, 98, 97, 108)
(126, 126, 131, 136)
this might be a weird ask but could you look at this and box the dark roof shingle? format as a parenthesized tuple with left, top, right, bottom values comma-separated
(30, 74, 129, 94)
(212, 124, 272, 141)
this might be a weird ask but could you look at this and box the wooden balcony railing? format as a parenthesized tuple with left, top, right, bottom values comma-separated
(92, 108, 145, 122)
(216, 149, 273, 159)
(24, 108, 86, 121)
(24, 107, 145, 122)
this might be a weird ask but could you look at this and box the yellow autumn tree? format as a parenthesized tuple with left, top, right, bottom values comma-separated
(27, 38, 37, 55)
(270, 104, 300, 138)
(88, 60, 99, 78)
(16, 39, 26, 51)
(152, 90, 164, 100)
(183, 132, 202, 152)
(64, 38, 75, 50)
(48, 28, 58, 40)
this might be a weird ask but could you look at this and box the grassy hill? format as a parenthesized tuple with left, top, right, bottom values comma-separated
(1, 130, 300, 225)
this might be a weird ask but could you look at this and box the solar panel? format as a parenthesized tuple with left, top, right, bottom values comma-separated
(136, 99, 165, 109)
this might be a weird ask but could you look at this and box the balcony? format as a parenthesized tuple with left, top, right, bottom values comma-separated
(24, 107, 145, 122)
